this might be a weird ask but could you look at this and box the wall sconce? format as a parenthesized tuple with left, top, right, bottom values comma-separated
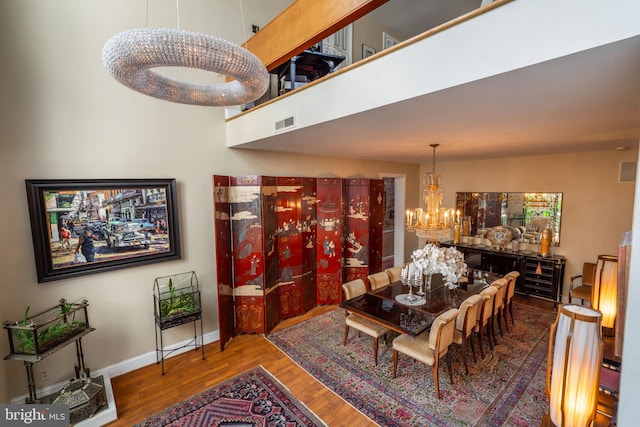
(546, 305, 603, 427)
(592, 255, 618, 334)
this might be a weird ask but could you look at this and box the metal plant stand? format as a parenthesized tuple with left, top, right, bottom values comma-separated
(154, 311, 204, 374)
(3, 299, 94, 403)
(153, 271, 205, 374)
(8, 329, 94, 403)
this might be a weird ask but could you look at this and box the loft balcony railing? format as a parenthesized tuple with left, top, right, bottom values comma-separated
(232, 0, 510, 113)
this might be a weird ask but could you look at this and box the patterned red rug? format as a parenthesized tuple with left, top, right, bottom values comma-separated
(268, 302, 556, 426)
(133, 366, 326, 426)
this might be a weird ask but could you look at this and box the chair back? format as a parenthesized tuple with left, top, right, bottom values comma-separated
(385, 266, 402, 283)
(582, 262, 597, 286)
(491, 278, 507, 313)
(457, 294, 484, 336)
(429, 308, 458, 357)
(368, 271, 391, 291)
(342, 278, 367, 300)
(478, 286, 498, 326)
(504, 271, 520, 300)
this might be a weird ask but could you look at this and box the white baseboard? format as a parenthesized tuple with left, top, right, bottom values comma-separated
(101, 329, 220, 378)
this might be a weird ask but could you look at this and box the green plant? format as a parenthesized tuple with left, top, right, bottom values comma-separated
(12, 306, 35, 354)
(160, 279, 198, 318)
(10, 301, 88, 355)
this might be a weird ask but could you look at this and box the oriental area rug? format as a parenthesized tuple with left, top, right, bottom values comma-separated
(133, 366, 326, 427)
(268, 302, 556, 427)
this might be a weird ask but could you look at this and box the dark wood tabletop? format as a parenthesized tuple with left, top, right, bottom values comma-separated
(340, 271, 500, 336)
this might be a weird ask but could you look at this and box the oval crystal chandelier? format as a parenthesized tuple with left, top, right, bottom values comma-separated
(102, 28, 269, 106)
(405, 144, 456, 242)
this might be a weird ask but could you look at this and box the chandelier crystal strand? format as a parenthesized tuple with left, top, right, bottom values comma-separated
(406, 144, 456, 242)
(102, 28, 269, 106)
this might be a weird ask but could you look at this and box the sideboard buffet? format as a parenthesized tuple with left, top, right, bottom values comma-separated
(442, 242, 566, 307)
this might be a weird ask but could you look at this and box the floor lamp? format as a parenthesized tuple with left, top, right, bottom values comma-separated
(546, 305, 603, 427)
(592, 255, 618, 336)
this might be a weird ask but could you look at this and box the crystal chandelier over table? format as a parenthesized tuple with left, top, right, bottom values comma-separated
(405, 144, 458, 242)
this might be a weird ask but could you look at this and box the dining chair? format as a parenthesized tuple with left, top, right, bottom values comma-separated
(392, 308, 458, 399)
(503, 271, 520, 326)
(384, 266, 402, 283)
(342, 279, 390, 366)
(452, 294, 484, 375)
(490, 278, 508, 340)
(342, 278, 367, 301)
(368, 271, 391, 291)
(476, 286, 498, 359)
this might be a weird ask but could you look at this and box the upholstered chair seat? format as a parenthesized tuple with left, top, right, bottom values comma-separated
(452, 294, 484, 374)
(476, 286, 498, 359)
(503, 271, 521, 326)
(490, 278, 508, 339)
(569, 262, 596, 306)
(392, 308, 459, 399)
(570, 285, 592, 302)
(342, 279, 390, 365)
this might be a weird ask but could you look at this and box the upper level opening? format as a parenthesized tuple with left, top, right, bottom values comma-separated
(240, 0, 489, 110)
(226, 0, 640, 165)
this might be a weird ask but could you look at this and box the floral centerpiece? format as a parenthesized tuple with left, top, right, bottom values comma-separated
(411, 243, 468, 289)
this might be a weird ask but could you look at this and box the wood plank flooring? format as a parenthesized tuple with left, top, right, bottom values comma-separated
(106, 304, 375, 427)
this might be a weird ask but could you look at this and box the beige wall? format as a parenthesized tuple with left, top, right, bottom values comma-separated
(429, 149, 637, 299)
(352, 13, 404, 61)
(0, 0, 419, 402)
(1, 0, 638, 411)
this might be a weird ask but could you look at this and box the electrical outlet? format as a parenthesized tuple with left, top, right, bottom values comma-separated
(39, 369, 48, 382)
(252, 25, 259, 33)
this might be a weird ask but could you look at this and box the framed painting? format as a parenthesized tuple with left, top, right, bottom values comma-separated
(25, 178, 181, 283)
(382, 32, 399, 50)
(362, 43, 376, 59)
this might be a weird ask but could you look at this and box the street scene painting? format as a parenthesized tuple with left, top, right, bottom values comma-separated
(26, 179, 181, 283)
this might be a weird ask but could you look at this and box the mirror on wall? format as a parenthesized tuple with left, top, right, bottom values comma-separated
(455, 192, 563, 246)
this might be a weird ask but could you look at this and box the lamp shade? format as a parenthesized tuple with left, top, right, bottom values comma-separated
(592, 255, 618, 329)
(547, 304, 603, 427)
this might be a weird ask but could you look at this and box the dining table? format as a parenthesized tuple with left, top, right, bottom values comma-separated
(340, 269, 502, 336)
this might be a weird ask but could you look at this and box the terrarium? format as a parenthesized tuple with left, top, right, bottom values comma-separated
(153, 271, 204, 374)
(154, 271, 201, 328)
(4, 299, 92, 357)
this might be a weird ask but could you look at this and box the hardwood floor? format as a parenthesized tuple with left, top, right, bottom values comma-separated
(106, 304, 375, 427)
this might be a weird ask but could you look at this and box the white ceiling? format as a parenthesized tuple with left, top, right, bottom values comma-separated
(239, 2, 640, 164)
